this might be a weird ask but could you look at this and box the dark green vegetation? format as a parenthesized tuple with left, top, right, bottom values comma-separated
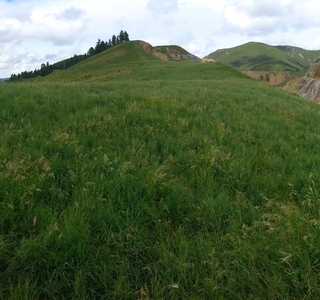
(206, 41, 320, 73)
(1, 41, 320, 299)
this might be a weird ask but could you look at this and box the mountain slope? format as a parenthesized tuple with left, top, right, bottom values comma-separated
(206, 42, 320, 73)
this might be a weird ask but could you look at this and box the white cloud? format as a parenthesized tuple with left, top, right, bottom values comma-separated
(1, 0, 320, 77)
(222, 0, 320, 34)
(147, 0, 178, 15)
(58, 6, 85, 20)
(312, 37, 320, 49)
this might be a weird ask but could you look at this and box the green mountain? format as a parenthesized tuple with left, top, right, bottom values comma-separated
(205, 41, 320, 74)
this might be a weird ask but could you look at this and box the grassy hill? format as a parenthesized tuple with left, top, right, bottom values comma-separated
(206, 41, 320, 73)
(1, 41, 320, 299)
(39, 41, 202, 82)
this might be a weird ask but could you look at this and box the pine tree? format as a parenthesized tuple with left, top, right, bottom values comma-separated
(87, 47, 95, 56)
(100, 40, 106, 51)
(119, 30, 125, 43)
(112, 35, 117, 46)
(95, 39, 102, 53)
(124, 31, 129, 41)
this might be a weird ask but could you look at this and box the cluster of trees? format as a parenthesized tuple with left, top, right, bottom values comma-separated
(8, 30, 129, 82)
(87, 30, 129, 56)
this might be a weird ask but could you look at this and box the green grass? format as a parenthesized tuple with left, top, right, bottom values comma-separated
(1, 47, 320, 299)
(206, 41, 320, 73)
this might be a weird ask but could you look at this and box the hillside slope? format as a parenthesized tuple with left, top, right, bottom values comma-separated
(205, 42, 320, 73)
(2, 48, 320, 298)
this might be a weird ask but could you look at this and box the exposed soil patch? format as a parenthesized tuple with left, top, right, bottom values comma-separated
(244, 71, 294, 85)
(284, 59, 320, 102)
(140, 41, 200, 62)
(285, 77, 320, 103)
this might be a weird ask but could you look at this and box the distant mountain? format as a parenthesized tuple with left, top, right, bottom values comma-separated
(205, 42, 320, 74)
(0, 78, 8, 82)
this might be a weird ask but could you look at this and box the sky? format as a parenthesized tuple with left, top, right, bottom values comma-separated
(1, 0, 320, 77)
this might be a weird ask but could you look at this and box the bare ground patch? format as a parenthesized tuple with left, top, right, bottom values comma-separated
(244, 71, 294, 85)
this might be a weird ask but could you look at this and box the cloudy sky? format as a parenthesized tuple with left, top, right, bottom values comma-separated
(1, 0, 320, 77)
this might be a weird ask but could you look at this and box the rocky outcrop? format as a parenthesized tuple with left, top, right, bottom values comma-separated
(201, 58, 215, 63)
(284, 58, 320, 102)
(140, 41, 201, 62)
(178, 52, 201, 62)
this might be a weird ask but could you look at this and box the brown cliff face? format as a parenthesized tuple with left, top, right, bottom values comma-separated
(284, 58, 320, 103)
(140, 41, 201, 62)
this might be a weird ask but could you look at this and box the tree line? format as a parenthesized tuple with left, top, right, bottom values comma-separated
(8, 30, 129, 82)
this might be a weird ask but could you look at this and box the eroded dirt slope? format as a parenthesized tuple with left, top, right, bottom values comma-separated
(140, 41, 201, 62)
(284, 58, 320, 102)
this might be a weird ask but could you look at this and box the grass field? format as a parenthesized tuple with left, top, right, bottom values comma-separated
(1, 42, 320, 299)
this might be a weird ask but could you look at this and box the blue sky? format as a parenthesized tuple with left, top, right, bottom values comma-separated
(1, 0, 320, 77)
